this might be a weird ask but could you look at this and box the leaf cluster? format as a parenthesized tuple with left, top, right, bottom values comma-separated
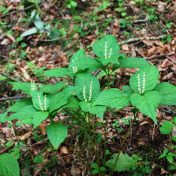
(1, 35, 176, 153)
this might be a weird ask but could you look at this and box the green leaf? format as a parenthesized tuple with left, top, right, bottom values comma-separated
(130, 65, 159, 94)
(8, 105, 37, 121)
(94, 1, 110, 13)
(75, 73, 100, 102)
(31, 91, 50, 111)
(8, 99, 32, 113)
(64, 96, 80, 110)
(49, 27, 60, 39)
(92, 35, 120, 65)
(94, 88, 129, 110)
(0, 153, 20, 176)
(119, 57, 149, 68)
(34, 14, 44, 30)
(21, 27, 38, 38)
(130, 91, 161, 123)
(0, 113, 8, 123)
(46, 123, 68, 149)
(154, 82, 176, 105)
(160, 121, 174, 134)
(9, 81, 31, 94)
(32, 111, 49, 128)
(79, 101, 106, 118)
(49, 87, 72, 113)
(68, 49, 101, 73)
(122, 85, 134, 97)
(40, 82, 66, 94)
(44, 68, 73, 78)
(106, 152, 137, 172)
(33, 155, 45, 163)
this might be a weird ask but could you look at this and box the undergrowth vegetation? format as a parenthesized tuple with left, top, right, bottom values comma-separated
(0, 35, 176, 176)
(0, 0, 176, 175)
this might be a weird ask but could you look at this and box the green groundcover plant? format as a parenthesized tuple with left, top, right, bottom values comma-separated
(0, 35, 176, 175)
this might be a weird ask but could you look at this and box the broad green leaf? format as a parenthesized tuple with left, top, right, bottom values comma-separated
(92, 35, 120, 65)
(9, 81, 31, 94)
(8, 99, 32, 113)
(155, 82, 176, 105)
(79, 101, 106, 118)
(71, 56, 101, 73)
(160, 121, 174, 134)
(119, 57, 149, 68)
(44, 68, 73, 78)
(34, 14, 44, 30)
(94, 88, 129, 110)
(0, 113, 8, 123)
(64, 96, 80, 110)
(32, 111, 49, 128)
(8, 105, 37, 121)
(75, 73, 100, 102)
(130, 65, 159, 94)
(21, 27, 38, 37)
(46, 123, 68, 149)
(0, 153, 20, 176)
(122, 85, 134, 97)
(31, 91, 50, 111)
(68, 49, 101, 73)
(40, 82, 66, 94)
(106, 152, 137, 172)
(130, 91, 161, 123)
(49, 87, 72, 113)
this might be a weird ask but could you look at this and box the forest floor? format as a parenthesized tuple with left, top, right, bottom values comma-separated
(0, 0, 176, 176)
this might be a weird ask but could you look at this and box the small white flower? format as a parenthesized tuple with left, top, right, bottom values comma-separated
(37, 93, 44, 111)
(43, 95, 47, 111)
(72, 66, 78, 73)
(88, 81, 93, 101)
(137, 72, 146, 94)
(30, 80, 36, 91)
(141, 72, 146, 93)
(108, 48, 112, 58)
(137, 73, 142, 94)
(83, 85, 88, 102)
(104, 41, 108, 59)
(104, 41, 112, 59)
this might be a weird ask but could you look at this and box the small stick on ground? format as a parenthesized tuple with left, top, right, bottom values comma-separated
(119, 35, 166, 44)
(0, 95, 28, 101)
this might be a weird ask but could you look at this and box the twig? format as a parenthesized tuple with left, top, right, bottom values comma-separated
(151, 124, 156, 141)
(0, 95, 28, 101)
(133, 19, 148, 24)
(119, 35, 166, 45)
(0, 4, 35, 18)
(148, 52, 175, 60)
(0, 72, 18, 81)
(166, 55, 176, 64)
(135, 48, 147, 58)
(9, 131, 32, 141)
(37, 37, 61, 42)
(0, 148, 9, 155)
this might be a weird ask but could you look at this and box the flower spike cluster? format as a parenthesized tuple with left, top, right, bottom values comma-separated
(71, 57, 78, 73)
(137, 72, 146, 94)
(31, 80, 47, 111)
(37, 94, 47, 111)
(104, 41, 112, 59)
(30, 79, 37, 91)
(82, 81, 93, 102)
